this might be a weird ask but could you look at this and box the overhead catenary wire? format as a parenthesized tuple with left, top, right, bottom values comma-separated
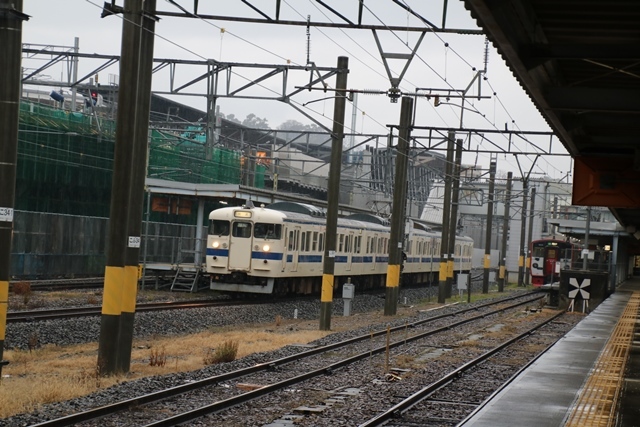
(80, 0, 567, 183)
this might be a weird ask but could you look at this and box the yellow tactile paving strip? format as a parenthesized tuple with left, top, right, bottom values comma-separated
(565, 292, 640, 427)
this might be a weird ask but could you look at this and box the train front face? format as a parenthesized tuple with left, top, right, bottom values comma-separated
(207, 206, 285, 294)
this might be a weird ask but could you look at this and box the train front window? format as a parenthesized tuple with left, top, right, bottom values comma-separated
(254, 223, 282, 239)
(532, 246, 545, 257)
(210, 220, 230, 236)
(232, 222, 252, 238)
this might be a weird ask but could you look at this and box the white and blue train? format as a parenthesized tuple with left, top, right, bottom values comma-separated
(206, 202, 473, 295)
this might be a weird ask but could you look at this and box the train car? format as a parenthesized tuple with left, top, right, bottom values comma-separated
(530, 238, 580, 288)
(206, 201, 473, 295)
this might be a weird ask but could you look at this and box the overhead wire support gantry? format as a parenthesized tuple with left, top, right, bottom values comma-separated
(158, 0, 484, 35)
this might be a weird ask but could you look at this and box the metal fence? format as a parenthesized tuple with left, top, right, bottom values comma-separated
(11, 211, 205, 279)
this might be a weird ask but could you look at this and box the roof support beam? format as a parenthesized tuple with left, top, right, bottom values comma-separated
(544, 87, 640, 113)
(521, 43, 640, 70)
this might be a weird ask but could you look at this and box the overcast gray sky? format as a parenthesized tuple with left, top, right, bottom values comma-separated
(20, 0, 572, 181)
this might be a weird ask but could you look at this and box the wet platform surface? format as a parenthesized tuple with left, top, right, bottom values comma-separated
(460, 278, 640, 427)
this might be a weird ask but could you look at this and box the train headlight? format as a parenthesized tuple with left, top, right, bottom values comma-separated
(212, 241, 219, 248)
(263, 244, 270, 252)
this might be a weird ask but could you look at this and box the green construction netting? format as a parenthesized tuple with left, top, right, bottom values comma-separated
(17, 102, 252, 218)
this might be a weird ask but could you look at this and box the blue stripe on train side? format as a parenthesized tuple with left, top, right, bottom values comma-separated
(206, 248, 229, 257)
(252, 252, 283, 260)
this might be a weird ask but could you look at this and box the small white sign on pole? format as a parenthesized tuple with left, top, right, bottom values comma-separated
(0, 207, 13, 222)
(128, 236, 141, 248)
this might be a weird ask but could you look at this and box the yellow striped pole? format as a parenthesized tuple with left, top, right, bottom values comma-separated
(117, 0, 156, 373)
(482, 160, 497, 293)
(438, 134, 455, 303)
(385, 97, 413, 316)
(319, 56, 348, 331)
(0, 0, 28, 376)
(0, 280, 8, 371)
(498, 172, 512, 292)
(97, 0, 144, 375)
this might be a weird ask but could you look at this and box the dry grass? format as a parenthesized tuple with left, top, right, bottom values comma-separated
(203, 339, 239, 364)
(0, 289, 522, 419)
(0, 322, 330, 419)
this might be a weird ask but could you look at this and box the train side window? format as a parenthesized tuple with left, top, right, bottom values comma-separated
(345, 235, 352, 253)
(254, 223, 282, 239)
(339, 234, 344, 252)
(312, 232, 318, 251)
(288, 230, 295, 251)
(301, 232, 307, 252)
(356, 236, 361, 254)
(232, 222, 252, 238)
(319, 233, 324, 252)
(210, 220, 230, 236)
(305, 231, 311, 252)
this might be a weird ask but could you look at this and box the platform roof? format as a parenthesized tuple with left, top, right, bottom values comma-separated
(463, 0, 640, 234)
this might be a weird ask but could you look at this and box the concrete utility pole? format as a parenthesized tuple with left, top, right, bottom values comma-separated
(447, 139, 463, 299)
(482, 160, 497, 293)
(517, 180, 528, 287)
(385, 96, 413, 316)
(98, 0, 150, 375)
(319, 56, 349, 331)
(553, 196, 558, 237)
(524, 186, 536, 286)
(498, 172, 512, 292)
(438, 132, 455, 303)
(0, 0, 28, 378)
(118, 0, 157, 374)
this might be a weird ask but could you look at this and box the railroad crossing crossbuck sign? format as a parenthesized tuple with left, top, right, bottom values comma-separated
(568, 277, 591, 313)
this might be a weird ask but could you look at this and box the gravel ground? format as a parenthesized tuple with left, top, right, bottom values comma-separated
(2, 286, 551, 426)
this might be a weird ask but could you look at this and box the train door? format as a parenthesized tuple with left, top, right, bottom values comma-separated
(228, 221, 253, 270)
(287, 227, 300, 272)
(346, 232, 354, 271)
(544, 247, 559, 282)
(371, 235, 378, 271)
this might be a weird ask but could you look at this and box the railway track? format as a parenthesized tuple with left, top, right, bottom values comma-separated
(26, 292, 559, 427)
(10, 277, 106, 291)
(6, 299, 265, 323)
(360, 310, 565, 426)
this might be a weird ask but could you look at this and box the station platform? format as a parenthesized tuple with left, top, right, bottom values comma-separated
(460, 278, 640, 427)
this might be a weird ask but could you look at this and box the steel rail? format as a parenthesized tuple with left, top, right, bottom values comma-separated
(29, 292, 542, 427)
(141, 294, 545, 427)
(359, 310, 566, 426)
(7, 299, 251, 323)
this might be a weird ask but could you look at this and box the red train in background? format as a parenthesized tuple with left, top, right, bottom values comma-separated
(530, 239, 580, 287)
